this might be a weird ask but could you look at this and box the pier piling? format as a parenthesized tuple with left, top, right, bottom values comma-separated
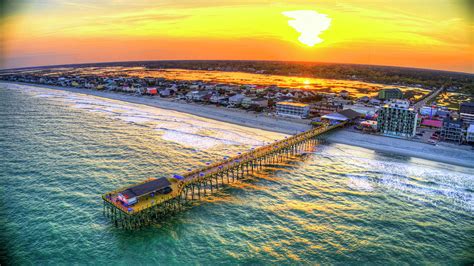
(102, 122, 344, 229)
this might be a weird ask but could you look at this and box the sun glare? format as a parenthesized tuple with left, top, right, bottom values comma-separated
(282, 10, 331, 47)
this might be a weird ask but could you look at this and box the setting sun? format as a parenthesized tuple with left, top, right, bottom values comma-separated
(0, 0, 473, 264)
(282, 10, 331, 46)
(0, 0, 472, 72)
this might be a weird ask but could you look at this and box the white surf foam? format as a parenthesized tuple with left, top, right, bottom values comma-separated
(11, 84, 282, 150)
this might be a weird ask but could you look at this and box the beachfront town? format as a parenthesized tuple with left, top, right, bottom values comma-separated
(1, 72, 473, 147)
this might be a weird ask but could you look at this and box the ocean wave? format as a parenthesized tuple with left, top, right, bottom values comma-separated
(347, 175, 374, 191)
(14, 84, 279, 150)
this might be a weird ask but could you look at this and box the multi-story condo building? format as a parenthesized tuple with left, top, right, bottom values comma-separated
(440, 117, 464, 143)
(466, 124, 474, 144)
(276, 102, 310, 119)
(376, 100, 417, 137)
(378, 88, 403, 100)
(310, 101, 343, 116)
(460, 102, 474, 125)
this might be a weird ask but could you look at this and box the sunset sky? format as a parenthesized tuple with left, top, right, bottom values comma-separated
(1, 0, 473, 72)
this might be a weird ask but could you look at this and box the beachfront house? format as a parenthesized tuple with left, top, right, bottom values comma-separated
(241, 97, 268, 109)
(145, 87, 158, 95)
(210, 94, 221, 104)
(251, 98, 268, 108)
(186, 90, 211, 101)
(209, 94, 228, 105)
(159, 88, 173, 97)
(228, 94, 245, 106)
(310, 101, 343, 117)
(276, 102, 310, 119)
(241, 97, 253, 108)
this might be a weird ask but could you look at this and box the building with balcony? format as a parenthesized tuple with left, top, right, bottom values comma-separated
(460, 102, 474, 125)
(466, 124, 474, 144)
(276, 102, 310, 119)
(440, 117, 464, 143)
(310, 101, 343, 117)
(376, 101, 417, 137)
(378, 88, 403, 100)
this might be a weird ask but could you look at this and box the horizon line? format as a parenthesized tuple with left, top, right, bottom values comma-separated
(1, 59, 473, 76)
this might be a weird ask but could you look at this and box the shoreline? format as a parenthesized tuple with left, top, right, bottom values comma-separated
(1, 81, 310, 135)
(2, 81, 473, 168)
(326, 130, 474, 168)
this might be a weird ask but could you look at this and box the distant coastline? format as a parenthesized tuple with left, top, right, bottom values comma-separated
(2, 81, 473, 168)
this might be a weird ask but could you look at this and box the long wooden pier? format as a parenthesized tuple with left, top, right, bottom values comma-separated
(102, 122, 345, 229)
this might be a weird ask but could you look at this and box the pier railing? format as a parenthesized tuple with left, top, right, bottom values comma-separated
(102, 121, 345, 229)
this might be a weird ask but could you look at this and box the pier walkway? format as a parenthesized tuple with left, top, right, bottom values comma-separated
(102, 122, 345, 229)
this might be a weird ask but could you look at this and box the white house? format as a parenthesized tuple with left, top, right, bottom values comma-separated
(228, 94, 245, 105)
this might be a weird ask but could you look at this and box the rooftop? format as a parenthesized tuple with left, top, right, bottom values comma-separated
(338, 109, 361, 120)
(121, 177, 171, 199)
(443, 117, 463, 125)
(421, 119, 442, 128)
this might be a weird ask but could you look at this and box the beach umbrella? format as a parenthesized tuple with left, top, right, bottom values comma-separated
(206, 162, 211, 165)
(199, 173, 204, 177)
(238, 152, 241, 155)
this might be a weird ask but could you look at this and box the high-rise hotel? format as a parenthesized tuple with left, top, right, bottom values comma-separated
(377, 100, 418, 138)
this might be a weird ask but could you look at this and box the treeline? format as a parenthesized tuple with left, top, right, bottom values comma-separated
(8, 60, 474, 96)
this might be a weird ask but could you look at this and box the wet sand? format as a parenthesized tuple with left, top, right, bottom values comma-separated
(2, 82, 310, 135)
(327, 130, 474, 168)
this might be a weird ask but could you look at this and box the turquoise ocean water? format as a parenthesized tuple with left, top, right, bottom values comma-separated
(1, 83, 473, 265)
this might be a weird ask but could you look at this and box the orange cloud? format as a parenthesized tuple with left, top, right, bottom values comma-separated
(1, 0, 472, 72)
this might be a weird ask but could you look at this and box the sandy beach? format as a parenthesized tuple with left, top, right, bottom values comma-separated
(2, 81, 473, 168)
(327, 130, 474, 168)
(2, 82, 310, 135)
